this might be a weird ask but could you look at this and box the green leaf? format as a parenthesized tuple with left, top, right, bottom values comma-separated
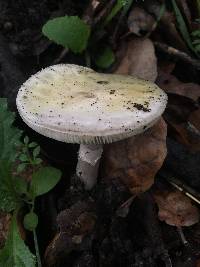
(14, 178, 28, 195)
(103, 0, 127, 26)
(33, 158, 42, 165)
(24, 212, 38, 231)
(24, 136, 29, 145)
(95, 46, 115, 69)
(0, 214, 36, 267)
(0, 98, 22, 162)
(19, 154, 29, 162)
(171, 0, 196, 54)
(30, 167, 62, 198)
(191, 30, 200, 38)
(28, 142, 38, 148)
(17, 163, 27, 173)
(0, 185, 17, 212)
(197, 0, 200, 17)
(42, 16, 91, 53)
(194, 44, 200, 52)
(33, 146, 40, 159)
(0, 161, 18, 212)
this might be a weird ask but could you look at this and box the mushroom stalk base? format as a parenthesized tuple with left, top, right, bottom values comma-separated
(76, 144, 103, 190)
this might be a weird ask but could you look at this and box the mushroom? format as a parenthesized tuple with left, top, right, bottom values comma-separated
(16, 64, 167, 190)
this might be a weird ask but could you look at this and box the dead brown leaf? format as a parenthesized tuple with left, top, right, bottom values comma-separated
(115, 38, 157, 82)
(157, 70, 200, 102)
(103, 118, 167, 195)
(168, 120, 200, 152)
(154, 190, 199, 227)
(127, 7, 155, 36)
(157, 66, 200, 151)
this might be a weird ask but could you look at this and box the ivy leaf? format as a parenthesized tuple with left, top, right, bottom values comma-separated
(0, 214, 36, 267)
(42, 16, 91, 53)
(0, 98, 22, 162)
(30, 167, 62, 198)
(95, 46, 115, 69)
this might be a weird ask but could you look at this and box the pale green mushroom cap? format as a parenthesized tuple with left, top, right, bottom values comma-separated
(16, 64, 167, 144)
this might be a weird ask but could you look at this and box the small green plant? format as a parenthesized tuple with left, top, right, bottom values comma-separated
(191, 26, 200, 54)
(171, 0, 200, 57)
(42, 16, 91, 54)
(42, 1, 136, 69)
(0, 98, 62, 267)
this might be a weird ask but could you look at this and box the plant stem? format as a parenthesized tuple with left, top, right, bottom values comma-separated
(33, 229, 42, 267)
(25, 143, 34, 165)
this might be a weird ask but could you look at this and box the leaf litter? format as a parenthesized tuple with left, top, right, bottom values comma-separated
(1, 0, 200, 266)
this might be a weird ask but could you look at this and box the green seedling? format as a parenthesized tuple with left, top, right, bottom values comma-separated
(0, 98, 62, 267)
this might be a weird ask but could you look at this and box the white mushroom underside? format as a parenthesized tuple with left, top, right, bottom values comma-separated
(16, 64, 167, 144)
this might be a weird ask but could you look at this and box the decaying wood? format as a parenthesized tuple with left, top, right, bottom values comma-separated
(44, 201, 96, 267)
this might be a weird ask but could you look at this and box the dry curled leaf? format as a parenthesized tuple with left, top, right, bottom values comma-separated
(115, 38, 157, 82)
(127, 7, 155, 36)
(169, 121, 200, 152)
(103, 118, 167, 195)
(157, 68, 200, 151)
(154, 190, 200, 227)
(157, 70, 200, 102)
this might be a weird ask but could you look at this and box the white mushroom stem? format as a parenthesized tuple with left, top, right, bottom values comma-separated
(76, 144, 103, 190)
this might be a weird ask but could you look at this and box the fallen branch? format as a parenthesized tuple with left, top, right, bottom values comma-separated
(154, 42, 200, 69)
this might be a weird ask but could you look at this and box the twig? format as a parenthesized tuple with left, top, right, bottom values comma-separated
(94, 0, 115, 25)
(163, 174, 200, 205)
(116, 195, 135, 217)
(145, 3, 166, 38)
(53, 48, 69, 64)
(177, 226, 189, 246)
(154, 41, 200, 69)
(82, 0, 100, 26)
(111, 0, 134, 45)
(33, 229, 42, 267)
